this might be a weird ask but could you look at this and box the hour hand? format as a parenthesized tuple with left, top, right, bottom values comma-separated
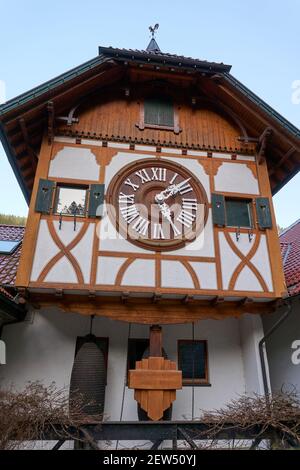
(156, 201, 172, 222)
(156, 201, 181, 237)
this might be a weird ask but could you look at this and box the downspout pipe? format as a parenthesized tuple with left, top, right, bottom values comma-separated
(259, 301, 292, 398)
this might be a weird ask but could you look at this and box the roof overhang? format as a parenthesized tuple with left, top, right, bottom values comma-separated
(0, 290, 26, 326)
(0, 46, 299, 203)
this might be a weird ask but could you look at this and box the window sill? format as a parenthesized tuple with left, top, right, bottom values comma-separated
(136, 122, 181, 134)
(182, 381, 211, 387)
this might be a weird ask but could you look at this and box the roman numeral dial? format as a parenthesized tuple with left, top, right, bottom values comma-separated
(106, 159, 208, 251)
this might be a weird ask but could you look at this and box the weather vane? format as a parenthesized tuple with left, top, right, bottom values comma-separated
(149, 24, 159, 38)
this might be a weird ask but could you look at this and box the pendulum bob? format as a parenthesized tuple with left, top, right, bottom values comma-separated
(137, 347, 172, 421)
(128, 356, 182, 421)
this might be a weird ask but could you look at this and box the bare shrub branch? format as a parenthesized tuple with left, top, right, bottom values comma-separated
(0, 381, 102, 450)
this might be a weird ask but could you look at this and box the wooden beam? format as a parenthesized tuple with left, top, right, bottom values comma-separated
(18, 118, 37, 161)
(149, 325, 162, 357)
(269, 147, 297, 175)
(47, 101, 55, 145)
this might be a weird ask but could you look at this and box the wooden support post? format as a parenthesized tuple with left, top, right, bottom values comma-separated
(149, 325, 162, 357)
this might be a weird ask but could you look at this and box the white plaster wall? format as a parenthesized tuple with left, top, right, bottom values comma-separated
(214, 162, 259, 194)
(122, 259, 156, 287)
(70, 223, 94, 284)
(30, 220, 60, 281)
(105, 152, 154, 188)
(53, 220, 83, 246)
(0, 309, 266, 446)
(161, 261, 194, 289)
(219, 232, 272, 293)
(229, 232, 255, 257)
(0, 312, 248, 419)
(239, 314, 266, 395)
(219, 232, 240, 290)
(49, 146, 100, 181)
(96, 256, 127, 285)
(189, 262, 217, 290)
(44, 256, 77, 283)
(166, 210, 215, 258)
(235, 266, 262, 292)
(251, 235, 273, 291)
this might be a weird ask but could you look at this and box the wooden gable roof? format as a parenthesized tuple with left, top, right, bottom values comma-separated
(0, 46, 299, 203)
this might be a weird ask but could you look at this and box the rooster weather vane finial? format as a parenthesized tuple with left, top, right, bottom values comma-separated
(149, 23, 159, 38)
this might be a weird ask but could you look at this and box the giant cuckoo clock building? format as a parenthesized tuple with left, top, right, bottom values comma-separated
(0, 36, 300, 445)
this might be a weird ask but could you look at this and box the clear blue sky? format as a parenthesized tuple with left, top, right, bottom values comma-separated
(0, 0, 299, 228)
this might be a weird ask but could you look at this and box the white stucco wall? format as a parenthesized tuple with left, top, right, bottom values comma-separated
(0, 308, 264, 415)
(0, 308, 268, 448)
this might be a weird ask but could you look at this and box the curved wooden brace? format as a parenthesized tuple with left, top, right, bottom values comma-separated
(224, 232, 268, 292)
(37, 219, 89, 284)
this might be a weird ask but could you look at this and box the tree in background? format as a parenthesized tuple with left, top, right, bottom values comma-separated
(0, 213, 27, 226)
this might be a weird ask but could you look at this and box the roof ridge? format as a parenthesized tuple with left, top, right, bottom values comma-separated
(280, 218, 300, 237)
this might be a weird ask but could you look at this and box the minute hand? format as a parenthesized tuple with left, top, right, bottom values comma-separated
(170, 178, 191, 196)
(155, 178, 191, 203)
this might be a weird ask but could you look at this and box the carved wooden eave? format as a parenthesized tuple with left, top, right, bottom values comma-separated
(26, 292, 281, 324)
(0, 46, 299, 204)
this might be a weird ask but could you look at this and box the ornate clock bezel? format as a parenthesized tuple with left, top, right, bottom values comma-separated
(106, 158, 209, 252)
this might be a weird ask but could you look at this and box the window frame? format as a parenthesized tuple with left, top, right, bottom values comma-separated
(0, 240, 21, 255)
(177, 339, 210, 386)
(54, 183, 89, 217)
(224, 197, 254, 229)
(137, 99, 181, 134)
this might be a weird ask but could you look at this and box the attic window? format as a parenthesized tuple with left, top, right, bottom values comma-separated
(138, 98, 180, 133)
(144, 98, 174, 127)
(0, 240, 21, 255)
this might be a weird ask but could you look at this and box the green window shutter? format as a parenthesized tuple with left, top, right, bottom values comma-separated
(35, 179, 55, 214)
(88, 184, 105, 218)
(144, 98, 174, 127)
(211, 193, 226, 226)
(256, 197, 272, 229)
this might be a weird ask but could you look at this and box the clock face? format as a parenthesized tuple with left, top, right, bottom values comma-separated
(106, 159, 208, 251)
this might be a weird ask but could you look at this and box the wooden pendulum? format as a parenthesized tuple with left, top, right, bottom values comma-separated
(128, 325, 182, 421)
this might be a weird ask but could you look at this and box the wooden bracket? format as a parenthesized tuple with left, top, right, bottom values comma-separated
(121, 291, 130, 303)
(257, 127, 273, 164)
(239, 297, 254, 306)
(19, 118, 37, 161)
(182, 295, 194, 304)
(152, 293, 162, 304)
(211, 296, 225, 306)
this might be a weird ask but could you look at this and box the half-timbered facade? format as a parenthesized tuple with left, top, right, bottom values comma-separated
(0, 38, 299, 448)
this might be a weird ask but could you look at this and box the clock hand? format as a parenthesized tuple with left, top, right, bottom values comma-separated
(155, 200, 181, 237)
(155, 178, 191, 203)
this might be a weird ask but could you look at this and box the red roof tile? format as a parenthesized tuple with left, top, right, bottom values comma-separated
(0, 224, 25, 286)
(280, 219, 300, 296)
